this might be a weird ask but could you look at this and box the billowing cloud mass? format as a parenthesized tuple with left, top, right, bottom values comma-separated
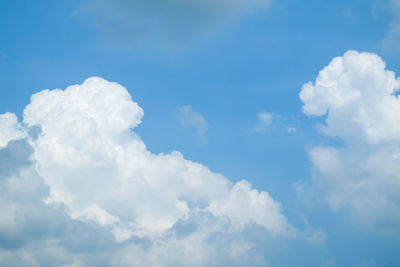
(82, 0, 269, 46)
(0, 77, 315, 266)
(299, 50, 400, 231)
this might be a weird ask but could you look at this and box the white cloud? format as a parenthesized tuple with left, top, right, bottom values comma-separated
(300, 51, 400, 144)
(287, 127, 297, 133)
(82, 0, 270, 46)
(0, 77, 318, 266)
(299, 50, 400, 231)
(0, 113, 25, 147)
(252, 111, 273, 132)
(208, 180, 296, 235)
(178, 105, 208, 144)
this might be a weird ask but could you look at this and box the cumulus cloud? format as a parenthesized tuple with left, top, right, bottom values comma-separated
(0, 77, 316, 266)
(252, 111, 273, 133)
(178, 105, 208, 144)
(299, 50, 400, 231)
(82, 0, 270, 46)
(0, 113, 25, 147)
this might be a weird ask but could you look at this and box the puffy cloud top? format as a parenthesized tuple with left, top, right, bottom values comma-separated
(299, 51, 400, 231)
(300, 50, 400, 144)
(24, 77, 144, 134)
(0, 77, 314, 266)
(25, 77, 293, 239)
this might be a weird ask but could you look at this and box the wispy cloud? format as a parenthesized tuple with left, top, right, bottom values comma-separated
(178, 105, 208, 144)
(373, 0, 400, 54)
(252, 111, 273, 133)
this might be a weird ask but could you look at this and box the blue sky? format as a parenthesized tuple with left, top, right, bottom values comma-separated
(1, 0, 400, 266)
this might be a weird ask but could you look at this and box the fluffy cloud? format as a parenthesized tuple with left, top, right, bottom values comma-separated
(299, 51, 400, 231)
(0, 77, 315, 266)
(0, 113, 25, 147)
(300, 50, 400, 144)
(178, 105, 208, 144)
(82, 0, 269, 46)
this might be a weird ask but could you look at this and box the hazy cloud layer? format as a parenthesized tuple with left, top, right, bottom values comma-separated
(380, 0, 400, 53)
(82, 0, 270, 46)
(0, 77, 317, 266)
(299, 51, 400, 232)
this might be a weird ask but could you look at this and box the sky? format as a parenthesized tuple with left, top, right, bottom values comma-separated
(0, 0, 400, 266)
